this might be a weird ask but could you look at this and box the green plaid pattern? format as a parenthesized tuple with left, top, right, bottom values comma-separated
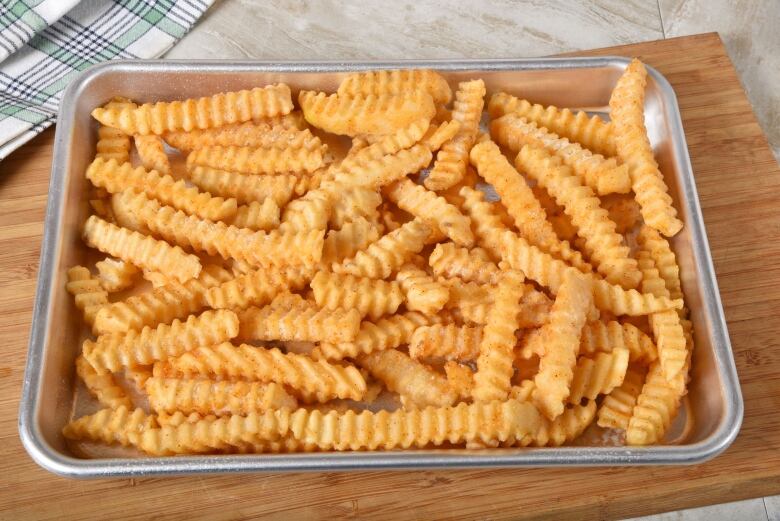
(0, 0, 213, 160)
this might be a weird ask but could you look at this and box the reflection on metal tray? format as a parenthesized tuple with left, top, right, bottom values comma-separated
(19, 59, 742, 477)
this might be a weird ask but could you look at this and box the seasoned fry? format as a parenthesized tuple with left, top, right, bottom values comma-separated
(279, 189, 333, 232)
(134, 135, 171, 175)
(238, 295, 361, 344)
(331, 219, 431, 279)
(385, 178, 474, 246)
(357, 349, 457, 407)
(422, 120, 461, 152)
(395, 264, 450, 314)
(601, 194, 641, 235)
(87, 158, 238, 221)
(328, 186, 382, 229)
(320, 217, 382, 265)
(637, 225, 683, 301)
(146, 378, 297, 416)
(626, 360, 684, 445)
(580, 320, 657, 363)
(299, 90, 435, 136)
(609, 59, 682, 236)
(82, 216, 201, 284)
(288, 399, 542, 450)
(311, 271, 404, 320)
(83, 309, 239, 373)
(568, 349, 629, 403)
(339, 119, 431, 172)
(231, 199, 281, 231)
(473, 270, 526, 402)
(314, 311, 435, 360)
(597, 366, 646, 430)
(425, 79, 485, 191)
(75, 355, 133, 409)
(66, 266, 108, 325)
(93, 264, 231, 334)
(409, 324, 482, 363)
(95, 257, 139, 292)
(429, 242, 500, 284)
(164, 125, 320, 151)
(333, 144, 432, 190)
(492, 114, 630, 195)
(63, 406, 156, 447)
(469, 140, 589, 270)
(487, 92, 617, 156)
(187, 144, 325, 175)
(91, 85, 293, 135)
(533, 272, 592, 420)
(206, 265, 312, 310)
(187, 166, 300, 207)
(516, 145, 641, 289)
(119, 190, 324, 268)
(95, 97, 134, 162)
(338, 69, 452, 105)
(160, 342, 366, 401)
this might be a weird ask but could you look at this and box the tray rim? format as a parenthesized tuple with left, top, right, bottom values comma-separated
(19, 56, 743, 478)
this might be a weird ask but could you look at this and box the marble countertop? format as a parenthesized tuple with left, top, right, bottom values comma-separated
(168, 0, 780, 161)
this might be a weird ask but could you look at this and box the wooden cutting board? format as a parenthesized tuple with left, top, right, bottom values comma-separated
(1, 32, 779, 520)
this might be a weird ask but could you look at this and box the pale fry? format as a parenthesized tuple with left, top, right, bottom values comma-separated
(75, 355, 133, 410)
(95, 257, 139, 292)
(568, 349, 629, 404)
(66, 266, 108, 325)
(95, 97, 134, 163)
(597, 366, 646, 430)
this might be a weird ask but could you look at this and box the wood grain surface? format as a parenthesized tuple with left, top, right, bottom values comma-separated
(1, 33, 779, 520)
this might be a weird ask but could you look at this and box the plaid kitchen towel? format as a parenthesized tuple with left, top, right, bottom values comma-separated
(0, 0, 214, 160)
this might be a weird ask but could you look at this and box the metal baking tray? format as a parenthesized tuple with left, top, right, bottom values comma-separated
(19, 58, 743, 478)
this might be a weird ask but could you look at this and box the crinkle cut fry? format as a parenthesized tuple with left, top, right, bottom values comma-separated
(206, 265, 313, 311)
(395, 264, 450, 315)
(429, 242, 500, 284)
(491, 113, 631, 196)
(66, 266, 108, 325)
(187, 144, 325, 175)
(609, 58, 682, 236)
(409, 324, 482, 363)
(231, 199, 281, 231)
(331, 219, 431, 279)
(487, 92, 617, 156)
(332, 143, 433, 190)
(83, 309, 240, 373)
(597, 365, 647, 430)
(118, 190, 324, 269)
(425, 79, 485, 191)
(580, 320, 657, 363)
(473, 270, 526, 402)
(320, 217, 381, 266)
(311, 271, 403, 320)
(164, 124, 321, 151)
(298, 89, 436, 137)
(626, 359, 685, 445)
(95, 257, 139, 292)
(86, 157, 238, 221)
(82, 216, 201, 284)
(186, 166, 299, 207)
(533, 271, 593, 420)
(75, 355, 132, 409)
(91, 84, 294, 135)
(134, 135, 171, 175)
(93, 264, 232, 334)
(385, 178, 474, 247)
(337, 69, 452, 105)
(238, 296, 361, 344)
(515, 144, 641, 289)
(357, 349, 457, 407)
(637, 225, 683, 301)
(159, 343, 366, 401)
(146, 378, 297, 416)
(314, 311, 436, 360)
(63, 406, 156, 448)
(287, 399, 542, 451)
(469, 140, 589, 271)
(95, 97, 135, 163)
(568, 349, 630, 404)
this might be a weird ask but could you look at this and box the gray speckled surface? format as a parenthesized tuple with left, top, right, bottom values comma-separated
(168, 0, 780, 161)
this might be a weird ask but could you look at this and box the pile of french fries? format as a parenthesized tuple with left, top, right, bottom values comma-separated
(63, 61, 690, 456)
